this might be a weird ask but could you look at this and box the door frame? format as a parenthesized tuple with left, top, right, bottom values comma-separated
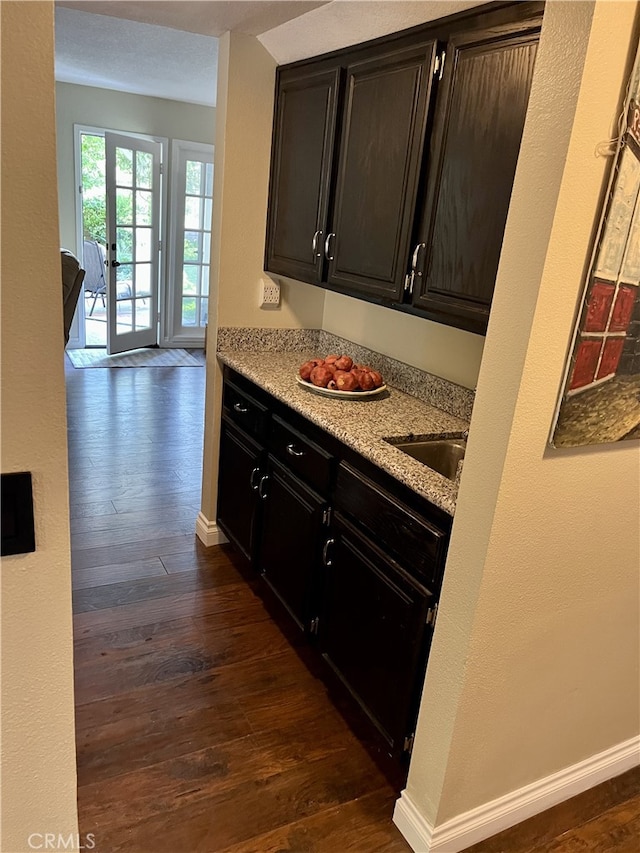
(162, 139, 214, 348)
(70, 123, 169, 349)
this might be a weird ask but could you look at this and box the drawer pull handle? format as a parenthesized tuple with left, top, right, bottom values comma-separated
(286, 443, 305, 458)
(258, 474, 269, 500)
(322, 538, 335, 567)
(233, 402, 249, 414)
(250, 467, 261, 491)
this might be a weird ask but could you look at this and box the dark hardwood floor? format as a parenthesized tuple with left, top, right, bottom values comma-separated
(66, 354, 639, 852)
(66, 354, 410, 852)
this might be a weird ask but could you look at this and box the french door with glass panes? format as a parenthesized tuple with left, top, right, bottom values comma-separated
(105, 132, 162, 354)
(165, 141, 213, 346)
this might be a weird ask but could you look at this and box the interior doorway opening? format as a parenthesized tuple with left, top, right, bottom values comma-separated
(74, 127, 213, 352)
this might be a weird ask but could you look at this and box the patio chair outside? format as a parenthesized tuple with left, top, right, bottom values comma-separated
(83, 239, 107, 316)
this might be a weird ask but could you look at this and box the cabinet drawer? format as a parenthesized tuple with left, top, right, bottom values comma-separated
(335, 462, 447, 588)
(269, 414, 333, 496)
(223, 380, 269, 442)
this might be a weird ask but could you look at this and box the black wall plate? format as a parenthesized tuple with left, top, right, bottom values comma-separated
(1, 472, 36, 556)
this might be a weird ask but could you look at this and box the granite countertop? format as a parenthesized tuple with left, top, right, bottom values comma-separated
(217, 350, 469, 516)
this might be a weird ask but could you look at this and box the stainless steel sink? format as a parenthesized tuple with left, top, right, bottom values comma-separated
(387, 437, 467, 480)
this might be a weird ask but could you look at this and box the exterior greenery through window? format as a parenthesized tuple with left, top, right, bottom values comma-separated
(81, 134, 107, 244)
(181, 159, 212, 327)
(81, 135, 211, 328)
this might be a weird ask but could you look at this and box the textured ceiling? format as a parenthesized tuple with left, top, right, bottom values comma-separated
(259, 0, 487, 65)
(54, 1, 329, 105)
(56, 1, 329, 37)
(54, 1, 490, 106)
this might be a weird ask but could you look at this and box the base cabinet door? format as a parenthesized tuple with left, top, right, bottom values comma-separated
(257, 456, 327, 632)
(216, 419, 263, 562)
(318, 513, 434, 753)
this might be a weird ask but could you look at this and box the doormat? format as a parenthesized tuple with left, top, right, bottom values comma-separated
(66, 348, 202, 368)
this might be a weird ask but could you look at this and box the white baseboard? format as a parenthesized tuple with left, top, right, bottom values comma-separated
(394, 792, 436, 853)
(160, 337, 205, 349)
(195, 512, 229, 546)
(394, 735, 640, 853)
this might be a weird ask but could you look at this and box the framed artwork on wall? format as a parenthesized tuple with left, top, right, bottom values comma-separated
(551, 39, 640, 448)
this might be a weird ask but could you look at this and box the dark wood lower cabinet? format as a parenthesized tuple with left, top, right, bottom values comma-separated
(217, 368, 449, 764)
(216, 418, 263, 562)
(257, 456, 328, 633)
(319, 513, 434, 753)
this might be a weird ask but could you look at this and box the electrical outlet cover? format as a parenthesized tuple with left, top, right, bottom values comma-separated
(260, 277, 280, 307)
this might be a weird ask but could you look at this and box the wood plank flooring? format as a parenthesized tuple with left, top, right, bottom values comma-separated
(66, 355, 409, 852)
(66, 354, 639, 852)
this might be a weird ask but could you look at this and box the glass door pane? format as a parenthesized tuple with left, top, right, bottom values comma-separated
(166, 143, 213, 344)
(105, 133, 162, 354)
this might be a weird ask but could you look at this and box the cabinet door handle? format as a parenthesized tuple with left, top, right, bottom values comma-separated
(250, 466, 261, 491)
(233, 402, 249, 414)
(404, 243, 426, 295)
(411, 242, 426, 276)
(405, 242, 426, 295)
(286, 443, 305, 458)
(324, 233, 336, 261)
(322, 537, 335, 567)
(258, 474, 269, 500)
(311, 229, 323, 259)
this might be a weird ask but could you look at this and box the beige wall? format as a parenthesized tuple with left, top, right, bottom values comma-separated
(213, 33, 325, 331)
(1, 3, 79, 850)
(322, 293, 485, 389)
(201, 31, 326, 524)
(56, 82, 216, 253)
(406, 0, 640, 833)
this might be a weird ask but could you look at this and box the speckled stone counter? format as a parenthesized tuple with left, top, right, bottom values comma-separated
(216, 326, 474, 421)
(217, 349, 470, 516)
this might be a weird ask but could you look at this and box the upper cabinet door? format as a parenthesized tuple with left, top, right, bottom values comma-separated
(326, 40, 438, 301)
(264, 65, 342, 284)
(411, 20, 540, 333)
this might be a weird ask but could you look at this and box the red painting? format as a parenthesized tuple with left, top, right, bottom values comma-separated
(552, 41, 640, 446)
(569, 339, 602, 390)
(596, 337, 625, 380)
(584, 280, 615, 332)
(609, 284, 637, 332)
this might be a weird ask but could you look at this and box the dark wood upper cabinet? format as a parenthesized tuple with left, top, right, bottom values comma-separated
(264, 2, 544, 335)
(326, 39, 438, 300)
(410, 17, 540, 332)
(264, 64, 342, 283)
